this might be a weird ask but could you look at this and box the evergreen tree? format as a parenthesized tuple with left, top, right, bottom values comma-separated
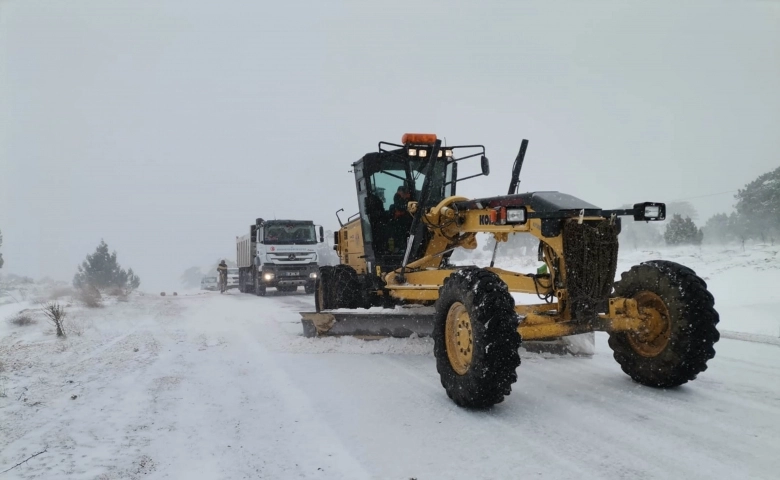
(126, 268, 141, 291)
(73, 240, 141, 291)
(703, 213, 735, 244)
(664, 214, 703, 246)
(0, 228, 4, 269)
(734, 166, 780, 240)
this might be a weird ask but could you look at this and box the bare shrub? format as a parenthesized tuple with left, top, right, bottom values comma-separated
(77, 286, 102, 308)
(9, 312, 36, 326)
(42, 302, 67, 337)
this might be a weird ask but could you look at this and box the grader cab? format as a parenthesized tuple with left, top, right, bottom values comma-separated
(301, 134, 719, 408)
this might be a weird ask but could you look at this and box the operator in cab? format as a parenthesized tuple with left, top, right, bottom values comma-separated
(387, 185, 414, 253)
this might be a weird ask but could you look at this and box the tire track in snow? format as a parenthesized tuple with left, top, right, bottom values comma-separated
(720, 330, 780, 346)
(165, 294, 372, 479)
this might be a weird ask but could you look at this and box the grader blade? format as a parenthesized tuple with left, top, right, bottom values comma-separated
(300, 308, 435, 338)
(299, 307, 595, 356)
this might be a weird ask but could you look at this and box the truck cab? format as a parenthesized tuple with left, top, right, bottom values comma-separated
(237, 219, 324, 296)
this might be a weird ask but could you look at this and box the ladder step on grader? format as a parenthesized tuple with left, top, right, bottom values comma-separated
(300, 134, 719, 408)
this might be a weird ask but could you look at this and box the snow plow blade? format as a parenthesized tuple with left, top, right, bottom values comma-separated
(299, 307, 595, 356)
(300, 308, 435, 338)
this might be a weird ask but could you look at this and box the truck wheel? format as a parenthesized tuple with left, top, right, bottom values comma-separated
(315, 266, 335, 312)
(433, 268, 521, 408)
(241, 271, 249, 293)
(304, 283, 315, 295)
(254, 275, 266, 297)
(608, 260, 719, 388)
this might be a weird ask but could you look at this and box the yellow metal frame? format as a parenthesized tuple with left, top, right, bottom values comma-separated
(335, 195, 648, 341)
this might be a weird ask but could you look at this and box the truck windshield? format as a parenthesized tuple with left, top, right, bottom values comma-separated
(264, 223, 317, 245)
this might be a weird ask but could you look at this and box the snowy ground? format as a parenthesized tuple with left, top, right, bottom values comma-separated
(1, 245, 779, 479)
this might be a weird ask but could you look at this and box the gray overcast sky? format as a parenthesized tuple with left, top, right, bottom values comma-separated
(1, 0, 778, 290)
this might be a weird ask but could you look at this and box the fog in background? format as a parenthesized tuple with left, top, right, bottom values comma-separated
(1, 0, 778, 291)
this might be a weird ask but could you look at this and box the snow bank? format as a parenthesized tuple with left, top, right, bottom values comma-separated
(483, 244, 780, 338)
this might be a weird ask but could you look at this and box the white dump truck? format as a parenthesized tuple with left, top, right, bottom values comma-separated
(236, 218, 324, 296)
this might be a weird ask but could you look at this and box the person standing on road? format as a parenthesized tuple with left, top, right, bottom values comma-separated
(217, 260, 228, 292)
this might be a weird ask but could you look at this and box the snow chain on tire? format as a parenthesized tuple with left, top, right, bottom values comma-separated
(608, 260, 719, 388)
(330, 265, 365, 309)
(433, 268, 522, 408)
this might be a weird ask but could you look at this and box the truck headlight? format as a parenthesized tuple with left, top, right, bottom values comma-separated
(309, 272, 318, 279)
(264, 273, 274, 281)
(506, 208, 527, 224)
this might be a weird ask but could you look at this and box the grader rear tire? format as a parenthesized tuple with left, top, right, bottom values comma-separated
(608, 260, 719, 388)
(433, 268, 521, 408)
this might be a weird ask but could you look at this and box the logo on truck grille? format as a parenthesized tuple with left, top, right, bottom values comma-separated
(288, 254, 297, 260)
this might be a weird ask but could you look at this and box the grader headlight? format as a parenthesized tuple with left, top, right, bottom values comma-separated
(506, 207, 528, 224)
(633, 202, 666, 222)
(644, 205, 661, 218)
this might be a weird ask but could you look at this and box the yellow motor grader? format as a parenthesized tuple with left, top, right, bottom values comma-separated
(301, 134, 719, 408)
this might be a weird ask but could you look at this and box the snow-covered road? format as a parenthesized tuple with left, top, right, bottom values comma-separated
(2, 289, 779, 480)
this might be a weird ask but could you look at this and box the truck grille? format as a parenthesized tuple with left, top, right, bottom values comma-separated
(268, 253, 316, 262)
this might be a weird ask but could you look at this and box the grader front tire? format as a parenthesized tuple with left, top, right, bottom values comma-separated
(433, 268, 521, 408)
(315, 266, 335, 312)
(316, 265, 365, 311)
(608, 260, 720, 388)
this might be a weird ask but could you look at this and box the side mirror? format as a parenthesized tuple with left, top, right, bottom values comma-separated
(319, 225, 324, 243)
(481, 155, 490, 176)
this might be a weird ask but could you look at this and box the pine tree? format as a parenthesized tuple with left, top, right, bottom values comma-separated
(127, 268, 141, 291)
(703, 213, 734, 244)
(73, 240, 141, 291)
(734, 166, 780, 241)
(0, 228, 4, 269)
(664, 214, 703, 246)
